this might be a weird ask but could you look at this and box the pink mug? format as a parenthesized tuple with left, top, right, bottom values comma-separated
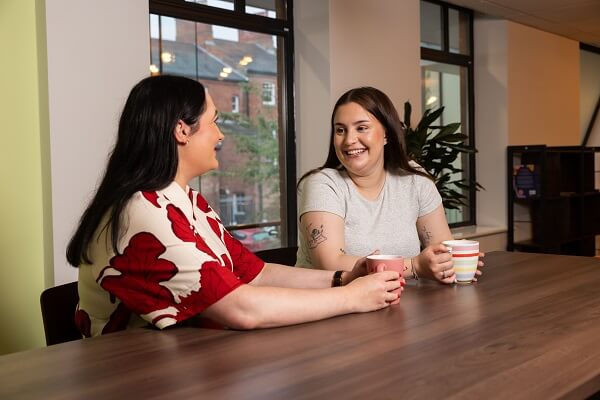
(366, 255, 405, 304)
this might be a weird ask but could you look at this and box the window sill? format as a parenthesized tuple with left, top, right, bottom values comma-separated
(450, 225, 507, 240)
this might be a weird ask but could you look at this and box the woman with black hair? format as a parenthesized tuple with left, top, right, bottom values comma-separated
(296, 87, 483, 283)
(67, 76, 402, 337)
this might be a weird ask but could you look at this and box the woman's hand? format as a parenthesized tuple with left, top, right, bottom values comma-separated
(342, 251, 377, 285)
(344, 271, 404, 312)
(414, 243, 454, 284)
(472, 252, 485, 281)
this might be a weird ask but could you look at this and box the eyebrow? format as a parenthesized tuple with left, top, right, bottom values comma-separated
(334, 119, 370, 125)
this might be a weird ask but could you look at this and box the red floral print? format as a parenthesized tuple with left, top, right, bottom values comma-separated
(74, 307, 91, 338)
(100, 232, 178, 316)
(142, 191, 161, 208)
(221, 253, 233, 270)
(187, 188, 196, 221)
(101, 302, 132, 334)
(223, 231, 265, 282)
(77, 182, 266, 337)
(207, 216, 222, 240)
(196, 192, 212, 213)
(166, 203, 218, 259)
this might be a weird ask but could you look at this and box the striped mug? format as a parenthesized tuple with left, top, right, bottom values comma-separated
(442, 240, 480, 284)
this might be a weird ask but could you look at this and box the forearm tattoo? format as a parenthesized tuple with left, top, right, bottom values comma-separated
(421, 225, 433, 246)
(307, 223, 327, 249)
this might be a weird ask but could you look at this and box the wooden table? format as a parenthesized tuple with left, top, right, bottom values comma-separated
(1, 251, 600, 399)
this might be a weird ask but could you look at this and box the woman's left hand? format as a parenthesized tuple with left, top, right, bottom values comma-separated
(472, 252, 485, 282)
(414, 243, 455, 284)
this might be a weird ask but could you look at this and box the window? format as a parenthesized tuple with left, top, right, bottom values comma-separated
(420, 0, 475, 227)
(149, 0, 295, 250)
(262, 82, 276, 105)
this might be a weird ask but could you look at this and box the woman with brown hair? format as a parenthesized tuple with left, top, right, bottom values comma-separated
(297, 87, 483, 283)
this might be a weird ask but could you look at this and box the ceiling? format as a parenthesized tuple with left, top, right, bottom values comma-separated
(446, 0, 600, 48)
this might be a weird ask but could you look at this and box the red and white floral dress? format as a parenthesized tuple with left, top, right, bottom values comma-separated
(75, 182, 265, 337)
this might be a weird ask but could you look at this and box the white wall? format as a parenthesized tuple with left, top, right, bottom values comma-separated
(45, 0, 150, 284)
(329, 0, 421, 117)
(294, 0, 332, 176)
(474, 17, 508, 229)
(295, 0, 422, 176)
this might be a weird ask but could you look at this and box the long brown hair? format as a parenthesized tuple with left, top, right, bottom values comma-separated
(298, 86, 429, 186)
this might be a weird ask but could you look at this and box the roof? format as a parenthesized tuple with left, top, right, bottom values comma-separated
(151, 38, 277, 81)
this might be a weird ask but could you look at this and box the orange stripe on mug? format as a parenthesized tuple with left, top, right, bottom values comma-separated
(451, 253, 479, 257)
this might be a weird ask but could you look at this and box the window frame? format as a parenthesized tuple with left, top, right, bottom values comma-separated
(231, 95, 240, 113)
(262, 82, 276, 105)
(420, 0, 476, 228)
(149, 0, 297, 246)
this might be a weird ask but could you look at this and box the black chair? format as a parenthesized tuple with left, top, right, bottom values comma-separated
(40, 281, 81, 346)
(255, 246, 298, 265)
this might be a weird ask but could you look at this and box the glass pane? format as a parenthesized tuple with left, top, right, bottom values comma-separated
(449, 8, 470, 55)
(229, 225, 281, 252)
(420, 1, 442, 51)
(151, 18, 284, 251)
(246, 0, 286, 20)
(185, 0, 234, 11)
(421, 60, 470, 224)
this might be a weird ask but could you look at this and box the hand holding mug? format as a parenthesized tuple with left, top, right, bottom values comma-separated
(366, 255, 406, 304)
(345, 271, 403, 311)
(413, 244, 454, 284)
(441, 240, 483, 284)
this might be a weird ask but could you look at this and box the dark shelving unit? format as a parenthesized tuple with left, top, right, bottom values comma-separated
(507, 145, 600, 256)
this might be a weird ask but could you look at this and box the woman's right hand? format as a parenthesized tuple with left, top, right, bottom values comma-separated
(414, 243, 454, 283)
(344, 271, 404, 312)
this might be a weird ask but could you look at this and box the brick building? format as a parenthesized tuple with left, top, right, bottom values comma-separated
(150, 21, 280, 235)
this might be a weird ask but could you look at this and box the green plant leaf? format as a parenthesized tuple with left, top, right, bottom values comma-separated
(446, 143, 477, 153)
(438, 133, 469, 143)
(431, 123, 461, 142)
(404, 101, 482, 215)
(417, 107, 444, 131)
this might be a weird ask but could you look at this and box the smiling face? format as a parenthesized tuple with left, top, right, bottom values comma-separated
(177, 93, 224, 182)
(333, 101, 387, 177)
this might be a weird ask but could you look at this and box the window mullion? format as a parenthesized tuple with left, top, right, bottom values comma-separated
(442, 4, 449, 52)
(234, 0, 244, 13)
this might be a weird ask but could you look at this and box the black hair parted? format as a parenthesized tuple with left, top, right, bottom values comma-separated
(66, 75, 207, 266)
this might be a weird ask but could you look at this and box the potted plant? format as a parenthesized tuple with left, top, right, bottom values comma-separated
(401, 102, 483, 210)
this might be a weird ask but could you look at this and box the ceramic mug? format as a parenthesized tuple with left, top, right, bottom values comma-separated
(442, 240, 480, 284)
(366, 255, 405, 304)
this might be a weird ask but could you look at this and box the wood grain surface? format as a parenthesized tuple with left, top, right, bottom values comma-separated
(1, 251, 599, 399)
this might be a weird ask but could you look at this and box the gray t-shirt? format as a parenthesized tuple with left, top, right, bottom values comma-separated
(296, 168, 442, 267)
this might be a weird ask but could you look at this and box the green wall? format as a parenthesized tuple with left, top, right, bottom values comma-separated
(0, 0, 52, 354)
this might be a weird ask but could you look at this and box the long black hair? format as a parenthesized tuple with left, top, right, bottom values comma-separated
(66, 75, 207, 266)
(298, 86, 429, 185)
